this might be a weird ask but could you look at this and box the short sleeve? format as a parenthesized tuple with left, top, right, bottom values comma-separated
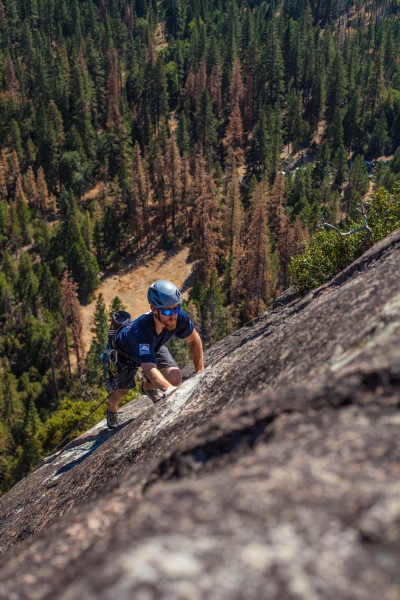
(129, 327, 157, 364)
(174, 310, 195, 339)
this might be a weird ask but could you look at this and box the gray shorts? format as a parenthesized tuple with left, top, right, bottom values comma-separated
(152, 345, 179, 370)
(116, 345, 178, 390)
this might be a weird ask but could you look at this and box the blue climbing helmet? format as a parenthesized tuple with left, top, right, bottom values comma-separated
(148, 280, 182, 309)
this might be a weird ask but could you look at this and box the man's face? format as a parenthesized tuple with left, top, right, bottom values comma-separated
(151, 304, 179, 330)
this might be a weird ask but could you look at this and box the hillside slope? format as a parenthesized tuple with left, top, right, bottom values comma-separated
(0, 229, 400, 599)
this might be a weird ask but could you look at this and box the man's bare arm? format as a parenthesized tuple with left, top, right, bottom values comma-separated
(142, 362, 176, 393)
(186, 329, 204, 373)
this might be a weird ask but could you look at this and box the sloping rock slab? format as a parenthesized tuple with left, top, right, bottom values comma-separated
(0, 228, 400, 599)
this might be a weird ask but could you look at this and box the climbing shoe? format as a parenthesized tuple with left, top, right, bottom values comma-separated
(107, 410, 119, 429)
(140, 380, 163, 404)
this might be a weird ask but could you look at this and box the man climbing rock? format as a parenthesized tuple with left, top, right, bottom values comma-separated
(106, 280, 204, 429)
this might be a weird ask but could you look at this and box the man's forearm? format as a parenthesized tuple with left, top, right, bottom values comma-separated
(189, 335, 204, 373)
(142, 363, 172, 392)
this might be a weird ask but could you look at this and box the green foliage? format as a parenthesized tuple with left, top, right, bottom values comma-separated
(290, 185, 400, 295)
(37, 392, 137, 454)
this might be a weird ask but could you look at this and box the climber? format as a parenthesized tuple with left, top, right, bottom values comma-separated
(106, 280, 204, 429)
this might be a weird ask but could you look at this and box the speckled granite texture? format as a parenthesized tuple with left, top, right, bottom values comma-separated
(0, 228, 400, 600)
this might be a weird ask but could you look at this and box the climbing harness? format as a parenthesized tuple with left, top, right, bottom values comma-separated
(101, 310, 138, 393)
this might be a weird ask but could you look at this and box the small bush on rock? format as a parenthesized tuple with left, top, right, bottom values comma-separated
(290, 185, 400, 295)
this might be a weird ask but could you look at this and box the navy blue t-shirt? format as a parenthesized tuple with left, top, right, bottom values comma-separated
(116, 310, 194, 364)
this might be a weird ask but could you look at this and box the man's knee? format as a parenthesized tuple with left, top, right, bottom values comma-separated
(167, 368, 182, 386)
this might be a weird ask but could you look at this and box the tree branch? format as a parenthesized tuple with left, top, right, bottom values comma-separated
(316, 202, 373, 252)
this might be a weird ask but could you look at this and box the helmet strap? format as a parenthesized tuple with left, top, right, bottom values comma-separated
(154, 308, 164, 325)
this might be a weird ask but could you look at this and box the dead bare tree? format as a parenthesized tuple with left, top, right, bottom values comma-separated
(317, 202, 373, 253)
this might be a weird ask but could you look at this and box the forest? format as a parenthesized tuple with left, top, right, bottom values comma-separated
(1, 0, 400, 494)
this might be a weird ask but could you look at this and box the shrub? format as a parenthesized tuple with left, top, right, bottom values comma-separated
(289, 185, 400, 295)
(38, 390, 138, 453)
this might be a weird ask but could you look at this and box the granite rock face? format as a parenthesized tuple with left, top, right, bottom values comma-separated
(0, 228, 400, 600)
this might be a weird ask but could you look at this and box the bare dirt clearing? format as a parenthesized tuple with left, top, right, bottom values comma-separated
(81, 245, 193, 349)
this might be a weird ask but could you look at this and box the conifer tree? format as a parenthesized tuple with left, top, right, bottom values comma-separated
(154, 148, 168, 233)
(268, 172, 285, 249)
(222, 151, 243, 254)
(277, 213, 295, 289)
(195, 56, 207, 104)
(236, 177, 270, 322)
(9, 151, 21, 189)
(108, 296, 126, 321)
(165, 135, 182, 230)
(190, 155, 220, 285)
(36, 167, 49, 212)
(25, 166, 37, 206)
(195, 88, 218, 159)
(181, 154, 192, 225)
(327, 109, 344, 156)
(20, 401, 42, 474)
(325, 51, 346, 122)
(60, 270, 85, 374)
(129, 142, 148, 243)
(176, 111, 190, 155)
(0, 155, 7, 199)
(4, 56, 19, 104)
(230, 58, 245, 108)
(365, 48, 384, 119)
(86, 293, 108, 380)
(225, 104, 244, 161)
(15, 176, 27, 205)
(247, 112, 270, 176)
(333, 144, 348, 186)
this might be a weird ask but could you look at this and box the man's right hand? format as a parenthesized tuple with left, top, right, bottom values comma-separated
(162, 386, 178, 398)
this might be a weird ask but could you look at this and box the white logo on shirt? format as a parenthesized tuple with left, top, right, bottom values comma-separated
(139, 344, 150, 355)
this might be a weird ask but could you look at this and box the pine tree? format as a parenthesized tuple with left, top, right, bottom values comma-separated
(8, 122, 24, 164)
(369, 111, 389, 156)
(268, 172, 285, 249)
(36, 167, 49, 212)
(236, 177, 270, 322)
(195, 56, 207, 104)
(176, 111, 190, 155)
(333, 144, 348, 186)
(129, 142, 148, 243)
(327, 109, 344, 156)
(365, 48, 384, 119)
(15, 176, 27, 205)
(60, 270, 85, 374)
(4, 56, 19, 103)
(325, 51, 347, 122)
(165, 135, 182, 230)
(225, 103, 244, 160)
(222, 150, 243, 253)
(86, 293, 108, 379)
(195, 88, 219, 159)
(190, 155, 220, 285)
(230, 58, 245, 108)
(25, 166, 37, 206)
(108, 296, 126, 321)
(246, 112, 270, 176)
(20, 401, 42, 474)
(181, 154, 192, 225)
(277, 213, 295, 289)
(154, 148, 168, 233)
(9, 151, 21, 189)
(0, 155, 8, 199)
(265, 18, 284, 105)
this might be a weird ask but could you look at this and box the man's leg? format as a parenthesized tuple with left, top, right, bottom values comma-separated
(142, 346, 181, 392)
(108, 388, 130, 413)
(142, 366, 181, 391)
